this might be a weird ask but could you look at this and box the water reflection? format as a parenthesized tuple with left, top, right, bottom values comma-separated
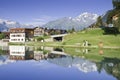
(9, 46, 26, 60)
(1, 46, 97, 73)
(96, 57, 120, 80)
(75, 48, 91, 54)
(48, 56, 97, 73)
(9, 46, 34, 60)
(0, 46, 119, 80)
(0, 55, 15, 66)
(98, 49, 104, 55)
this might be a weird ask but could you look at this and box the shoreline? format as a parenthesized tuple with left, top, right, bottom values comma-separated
(7, 42, 120, 49)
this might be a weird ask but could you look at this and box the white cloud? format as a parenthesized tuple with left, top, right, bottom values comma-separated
(34, 18, 46, 22)
(33, 15, 57, 24)
(26, 15, 58, 26)
(34, 16, 57, 22)
(26, 22, 46, 26)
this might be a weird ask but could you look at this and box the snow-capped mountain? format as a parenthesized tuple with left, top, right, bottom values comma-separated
(43, 12, 99, 30)
(73, 12, 98, 22)
(0, 12, 98, 31)
(0, 19, 21, 31)
(0, 19, 34, 32)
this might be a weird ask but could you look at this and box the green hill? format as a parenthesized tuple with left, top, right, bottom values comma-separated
(63, 28, 120, 47)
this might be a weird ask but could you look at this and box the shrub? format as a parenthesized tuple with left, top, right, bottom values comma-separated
(36, 37, 44, 41)
(0, 33, 5, 39)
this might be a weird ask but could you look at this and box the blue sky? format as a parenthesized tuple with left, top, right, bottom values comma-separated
(0, 0, 113, 25)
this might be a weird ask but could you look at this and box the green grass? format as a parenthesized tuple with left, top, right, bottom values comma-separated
(63, 47, 120, 62)
(9, 42, 25, 45)
(64, 28, 120, 47)
(25, 41, 62, 47)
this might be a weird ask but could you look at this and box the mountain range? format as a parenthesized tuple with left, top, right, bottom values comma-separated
(43, 12, 99, 30)
(0, 12, 99, 31)
(0, 19, 34, 32)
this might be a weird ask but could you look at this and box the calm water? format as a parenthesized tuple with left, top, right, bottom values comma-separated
(0, 46, 120, 80)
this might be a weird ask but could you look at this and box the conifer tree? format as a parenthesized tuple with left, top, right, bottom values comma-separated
(95, 16, 103, 27)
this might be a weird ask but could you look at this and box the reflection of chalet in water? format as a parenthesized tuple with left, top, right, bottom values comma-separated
(9, 46, 25, 60)
(9, 46, 34, 60)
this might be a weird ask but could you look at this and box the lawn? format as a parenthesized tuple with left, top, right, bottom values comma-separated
(63, 47, 120, 62)
(63, 28, 120, 47)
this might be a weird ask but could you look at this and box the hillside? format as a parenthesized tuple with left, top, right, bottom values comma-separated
(91, 0, 120, 31)
(43, 12, 98, 30)
(63, 28, 120, 47)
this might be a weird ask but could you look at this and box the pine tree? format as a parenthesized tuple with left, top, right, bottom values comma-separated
(95, 16, 103, 27)
(112, 0, 120, 9)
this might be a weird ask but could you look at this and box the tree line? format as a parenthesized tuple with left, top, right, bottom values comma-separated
(91, 0, 120, 34)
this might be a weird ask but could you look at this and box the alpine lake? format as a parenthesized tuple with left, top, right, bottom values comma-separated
(0, 45, 120, 80)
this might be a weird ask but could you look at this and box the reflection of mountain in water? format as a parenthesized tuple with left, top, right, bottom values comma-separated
(47, 56, 97, 73)
(96, 57, 120, 80)
(0, 46, 97, 73)
(1, 45, 120, 80)
(0, 55, 16, 66)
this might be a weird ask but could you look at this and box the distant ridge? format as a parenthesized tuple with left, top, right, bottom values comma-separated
(0, 19, 34, 32)
(43, 12, 99, 30)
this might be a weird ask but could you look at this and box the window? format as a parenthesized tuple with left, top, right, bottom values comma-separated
(11, 35, 15, 37)
(17, 35, 22, 37)
(11, 39, 17, 41)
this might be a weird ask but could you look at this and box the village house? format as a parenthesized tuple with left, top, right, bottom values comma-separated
(9, 28, 34, 42)
(34, 27, 44, 36)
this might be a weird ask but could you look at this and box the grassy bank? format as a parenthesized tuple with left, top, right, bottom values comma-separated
(63, 47, 120, 62)
(64, 28, 120, 47)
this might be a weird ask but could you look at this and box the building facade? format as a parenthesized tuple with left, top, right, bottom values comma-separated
(9, 28, 34, 42)
(34, 27, 44, 36)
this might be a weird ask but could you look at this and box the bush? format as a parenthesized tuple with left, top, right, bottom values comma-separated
(103, 27, 119, 35)
(36, 37, 44, 41)
(0, 33, 5, 39)
(62, 42, 66, 45)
